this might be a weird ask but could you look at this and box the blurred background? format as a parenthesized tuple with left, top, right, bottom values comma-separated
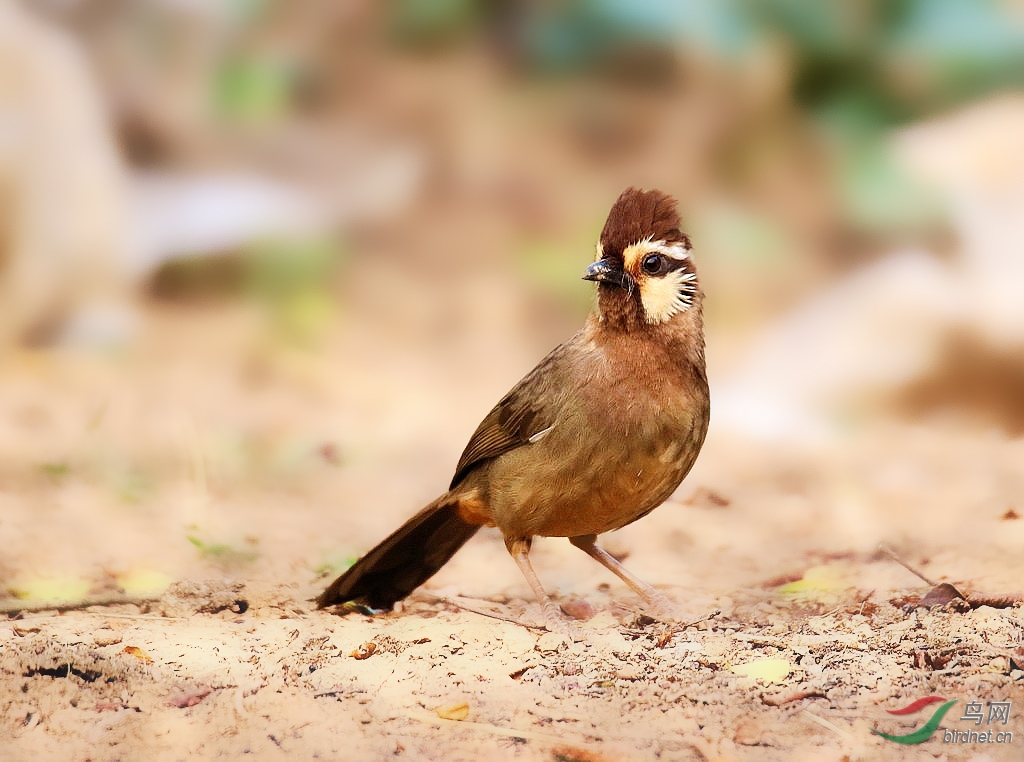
(1, 0, 1023, 602)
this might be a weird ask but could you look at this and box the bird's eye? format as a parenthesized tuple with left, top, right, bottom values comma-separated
(642, 254, 664, 275)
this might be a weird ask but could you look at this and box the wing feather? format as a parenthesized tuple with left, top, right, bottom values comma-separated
(449, 339, 577, 488)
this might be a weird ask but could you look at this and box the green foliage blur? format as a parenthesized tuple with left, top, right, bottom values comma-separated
(245, 237, 346, 346)
(392, 0, 1024, 233)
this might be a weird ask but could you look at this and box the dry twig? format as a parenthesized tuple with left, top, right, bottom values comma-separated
(878, 544, 936, 586)
(438, 596, 546, 631)
(801, 710, 853, 741)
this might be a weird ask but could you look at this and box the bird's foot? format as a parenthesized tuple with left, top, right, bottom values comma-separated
(539, 601, 588, 642)
(638, 591, 720, 630)
(638, 589, 683, 623)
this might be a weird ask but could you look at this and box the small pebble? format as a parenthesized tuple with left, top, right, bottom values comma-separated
(560, 599, 597, 621)
(93, 630, 123, 646)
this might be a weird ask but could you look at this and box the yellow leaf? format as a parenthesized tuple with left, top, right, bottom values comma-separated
(350, 641, 377, 660)
(11, 575, 90, 603)
(732, 657, 792, 684)
(778, 565, 846, 596)
(115, 569, 172, 597)
(436, 702, 470, 721)
(122, 645, 154, 665)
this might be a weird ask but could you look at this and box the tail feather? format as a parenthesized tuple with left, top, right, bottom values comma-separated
(316, 494, 480, 610)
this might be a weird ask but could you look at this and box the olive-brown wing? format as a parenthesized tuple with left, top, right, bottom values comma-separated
(449, 342, 573, 489)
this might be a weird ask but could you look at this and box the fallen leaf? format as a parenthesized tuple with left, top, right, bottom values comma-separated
(11, 575, 90, 603)
(435, 701, 470, 721)
(122, 645, 153, 665)
(350, 641, 377, 660)
(115, 569, 172, 597)
(778, 565, 846, 597)
(920, 583, 969, 610)
(732, 657, 793, 684)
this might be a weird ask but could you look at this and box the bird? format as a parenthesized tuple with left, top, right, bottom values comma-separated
(317, 188, 710, 631)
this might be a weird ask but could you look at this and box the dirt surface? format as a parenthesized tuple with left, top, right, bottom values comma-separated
(1, 295, 1023, 762)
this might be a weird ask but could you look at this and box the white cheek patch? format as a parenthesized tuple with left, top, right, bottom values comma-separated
(640, 268, 697, 324)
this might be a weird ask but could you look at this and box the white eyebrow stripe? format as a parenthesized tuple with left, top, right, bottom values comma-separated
(646, 239, 690, 260)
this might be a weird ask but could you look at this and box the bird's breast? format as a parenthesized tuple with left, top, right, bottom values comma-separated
(485, 374, 707, 538)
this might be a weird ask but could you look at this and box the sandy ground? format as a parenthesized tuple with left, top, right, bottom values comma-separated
(1, 283, 1023, 761)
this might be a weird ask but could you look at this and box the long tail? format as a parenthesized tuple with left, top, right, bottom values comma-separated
(316, 494, 481, 610)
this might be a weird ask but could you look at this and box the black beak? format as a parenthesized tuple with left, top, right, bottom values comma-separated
(583, 258, 631, 289)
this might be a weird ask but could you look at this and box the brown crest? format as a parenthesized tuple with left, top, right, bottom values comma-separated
(599, 188, 690, 258)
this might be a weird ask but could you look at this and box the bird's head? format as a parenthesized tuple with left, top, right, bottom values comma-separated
(584, 188, 699, 331)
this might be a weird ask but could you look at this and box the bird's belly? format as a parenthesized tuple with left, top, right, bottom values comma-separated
(485, 420, 698, 538)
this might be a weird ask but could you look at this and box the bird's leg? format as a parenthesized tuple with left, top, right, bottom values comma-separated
(505, 536, 580, 637)
(569, 534, 677, 620)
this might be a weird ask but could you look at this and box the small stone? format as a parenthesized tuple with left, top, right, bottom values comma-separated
(989, 656, 1010, 674)
(93, 630, 122, 646)
(560, 598, 597, 621)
